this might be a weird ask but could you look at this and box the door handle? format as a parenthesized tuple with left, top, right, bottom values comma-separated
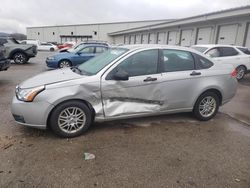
(143, 77, 157, 82)
(190, 71, 201, 76)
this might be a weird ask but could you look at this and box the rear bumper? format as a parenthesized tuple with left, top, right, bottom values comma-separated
(0, 59, 10, 71)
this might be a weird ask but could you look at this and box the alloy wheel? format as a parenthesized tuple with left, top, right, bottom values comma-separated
(58, 107, 86, 134)
(199, 96, 216, 118)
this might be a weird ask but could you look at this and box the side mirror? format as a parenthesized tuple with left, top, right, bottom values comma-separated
(113, 69, 129, 81)
(76, 52, 81, 55)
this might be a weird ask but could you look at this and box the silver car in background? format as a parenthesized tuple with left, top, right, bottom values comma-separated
(11, 45, 238, 137)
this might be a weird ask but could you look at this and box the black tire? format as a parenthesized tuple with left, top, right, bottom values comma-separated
(193, 91, 219, 121)
(13, 52, 27, 64)
(50, 48, 55, 52)
(49, 101, 92, 138)
(58, 60, 72, 68)
(236, 65, 246, 80)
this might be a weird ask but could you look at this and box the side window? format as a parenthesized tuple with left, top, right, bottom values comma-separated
(114, 49, 158, 77)
(206, 48, 221, 58)
(219, 47, 238, 57)
(162, 49, 195, 72)
(95, 47, 107, 54)
(193, 53, 214, 69)
(79, 47, 95, 54)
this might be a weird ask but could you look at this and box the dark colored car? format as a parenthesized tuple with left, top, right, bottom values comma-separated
(0, 44, 10, 71)
(0, 37, 37, 64)
(46, 44, 109, 68)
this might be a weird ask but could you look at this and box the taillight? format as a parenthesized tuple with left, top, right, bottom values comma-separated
(231, 69, 237, 77)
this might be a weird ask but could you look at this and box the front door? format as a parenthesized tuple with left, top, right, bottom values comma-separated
(74, 46, 95, 65)
(101, 49, 163, 118)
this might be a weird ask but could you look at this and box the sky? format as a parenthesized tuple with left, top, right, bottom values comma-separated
(0, 0, 250, 34)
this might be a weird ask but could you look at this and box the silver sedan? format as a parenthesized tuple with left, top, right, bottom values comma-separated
(11, 45, 238, 137)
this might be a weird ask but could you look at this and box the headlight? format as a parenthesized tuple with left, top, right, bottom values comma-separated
(16, 85, 45, 102)
(47, 56, 55, 61)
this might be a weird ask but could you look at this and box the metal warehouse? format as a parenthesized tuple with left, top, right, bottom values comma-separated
(27, 6, 250, 48)
(26, 20, 170, 44)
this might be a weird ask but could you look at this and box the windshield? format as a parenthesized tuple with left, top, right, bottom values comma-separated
(191, 46, 208, 53)
(78, 48, 128, 75)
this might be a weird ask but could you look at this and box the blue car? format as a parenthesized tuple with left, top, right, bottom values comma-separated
(46, 44, 109, 68)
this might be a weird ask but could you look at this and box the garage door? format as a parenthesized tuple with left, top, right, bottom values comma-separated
(130, 35, 135, 44)
(142, 34, 149, 44)
(168, 31, 178, 45)
(157, 32, 166, 44)
(245, 24, 250, 49)
(196, 27, 212, 44)
(149, 33, 156, 44)
(135, 34, 141, 44)
(217, 24, 238, 45)
(181, 29, 193, 47)
(124, 36, 129, 44)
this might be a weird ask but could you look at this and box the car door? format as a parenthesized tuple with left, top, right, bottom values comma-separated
(74, 46, 95, 65)
(158, 49, 206, 111)
(101, 49, 163, 118)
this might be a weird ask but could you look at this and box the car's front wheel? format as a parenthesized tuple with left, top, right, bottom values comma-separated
(13, 52, 27, 64)
(58, 60, 71, 68)
(49, 101, 92, 138)
(236, 66, 246, 80)
(193, 91, 219, 121)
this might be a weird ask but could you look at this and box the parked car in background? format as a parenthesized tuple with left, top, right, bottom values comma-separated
(191, 44, 250, 80)
(57, 41, 76, 49)
(12, 45, 237, 137)
(38, 42, 58, 51)
(0, 44, 10, 71)
(19, 39, 40, 47)
(59, 40, 109, 52)
(0, 37, 37, 64)
(46, 44, 109, 68)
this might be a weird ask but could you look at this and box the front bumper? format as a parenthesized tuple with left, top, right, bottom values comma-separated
(46, 60, 58, 68)
(11, 96, 54, 129)
(0, 59, 10, 71)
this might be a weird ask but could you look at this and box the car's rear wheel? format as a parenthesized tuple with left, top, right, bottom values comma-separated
(58, 60, 71, 68)
(193, 91, 219, 121)
(13, 52, 27, 64)
(49, 101, 92, 138)
(236, 66, 246, 80)
(50, 48, 55, 52)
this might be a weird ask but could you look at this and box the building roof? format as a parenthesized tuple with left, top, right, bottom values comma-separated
(26, 19, 174, 29)
(109, 5, 250, 36)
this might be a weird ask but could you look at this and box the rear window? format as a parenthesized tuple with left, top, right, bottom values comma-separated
(219, 47, 238, 57)
(193, 53, 213, 69)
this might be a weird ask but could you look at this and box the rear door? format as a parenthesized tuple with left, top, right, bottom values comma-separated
(101, 49, 163, 117)
(158, 49, 205, 110)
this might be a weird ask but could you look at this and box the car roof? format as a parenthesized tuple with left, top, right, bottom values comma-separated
(117, 44, 199, 53)
(192, 44, 243, 48)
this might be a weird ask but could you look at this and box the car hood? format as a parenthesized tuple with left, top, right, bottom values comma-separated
(19, 68, 83, 88)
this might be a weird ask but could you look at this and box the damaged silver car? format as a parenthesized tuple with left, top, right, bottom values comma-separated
(11, 45, 237, 137)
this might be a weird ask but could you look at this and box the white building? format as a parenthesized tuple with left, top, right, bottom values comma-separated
(110, 6, 250, 48)
(27, 6, 250, 48)
(26, 20, 171, 44)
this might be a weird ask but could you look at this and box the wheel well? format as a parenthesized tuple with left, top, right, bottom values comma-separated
(198, 89, 222, 105)
(9, 49, 27, 59)
(46, 99, 96, 129)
